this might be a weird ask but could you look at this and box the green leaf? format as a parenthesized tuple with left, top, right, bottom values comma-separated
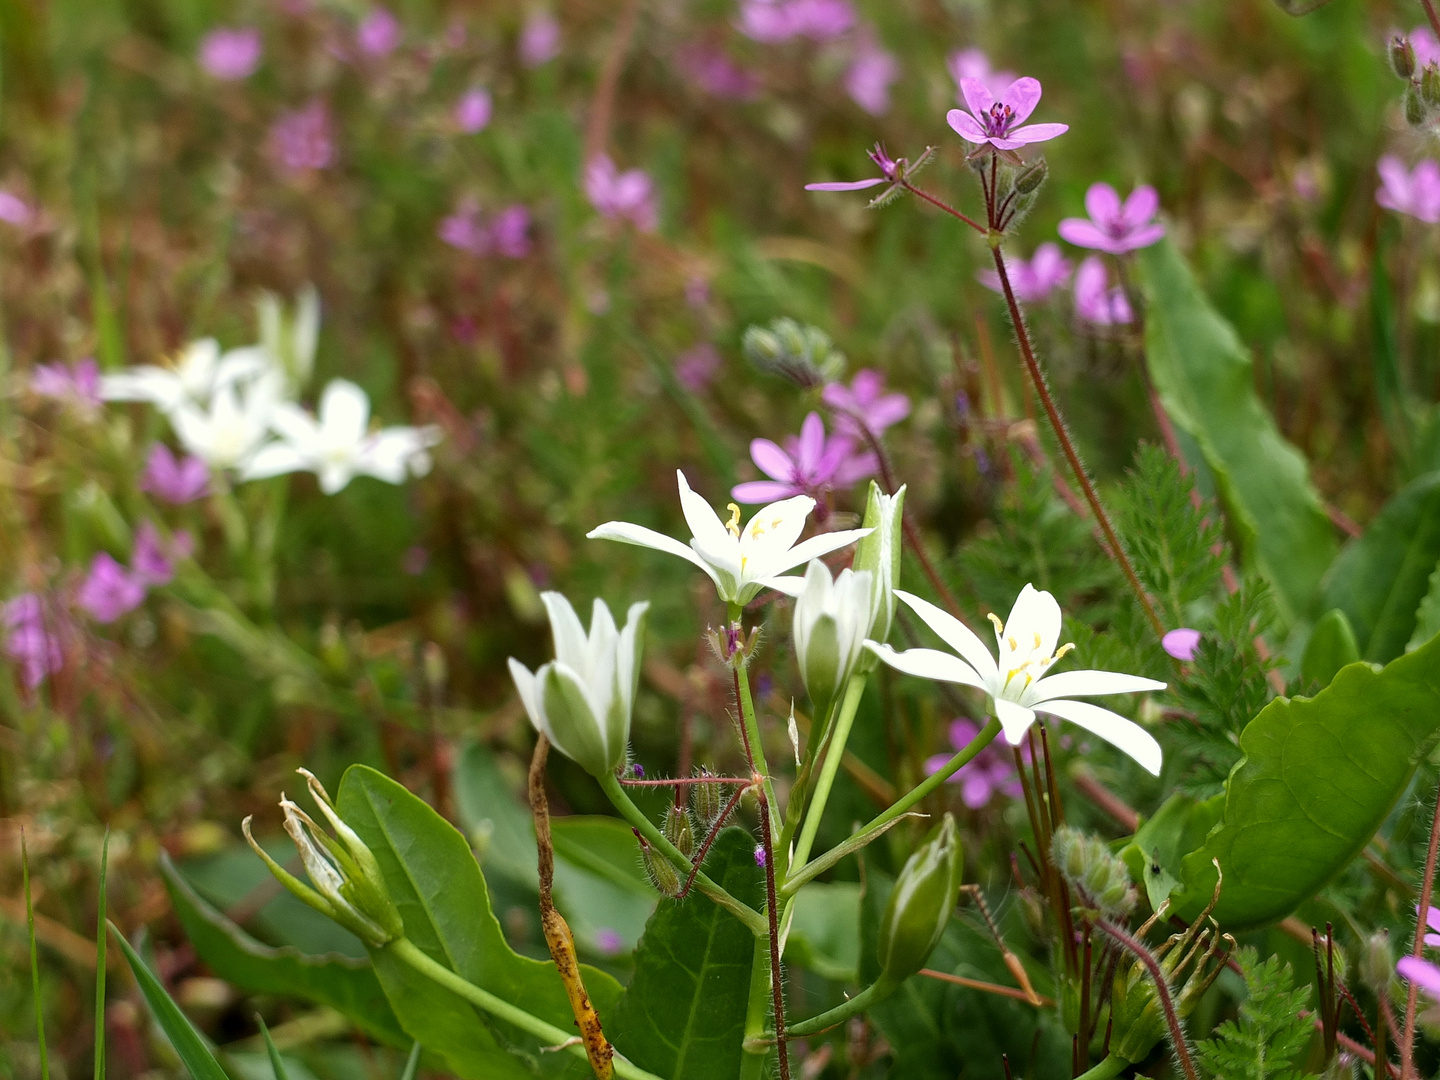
(94, 831, 109, 1080)
(609, 828, 762, 1080)
(1301, 608, 1360, 687)
(1120, 792, 1224, 912)
(1138, 239, 1337, 626)
(1321, 471, 1440, 663)
(336, 765, 622, 1080)
(1194, 949, 1311, 1080)
(1411, 559, 1440, 652)
(256, 1017, 291, 1080)
(1171, 631, 1440, 928)
(24, 832, 49, 1080)
(108, 923, 231, 1080)
(160, 855, 408, 1047)
(784, 882, 861, 983)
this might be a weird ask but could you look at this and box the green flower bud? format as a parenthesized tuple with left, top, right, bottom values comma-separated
(1406, 85, 1429, 128)
(1359, 930, 1393, 994)
(691, 767, 731, 834)
(851, 482, 906, 654)
(663, 805, 695, 859)
(637, 833, 683, 898)
(1052, 826, 1136, 920)
(1013, 157, 1049, 195)
(742, 318, 845, 389)
(1392, 36, 1418, 79)
(793, 560, 873, 712)
(1423, 63, 1440, 108)
(877, 814, 963, 983)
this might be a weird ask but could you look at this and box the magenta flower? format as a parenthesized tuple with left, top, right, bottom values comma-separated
(675, 343, 721, 392)
(489, 205, 532, 258)
(1410, 25, 1440, 67)
(679, 46, 760, 100)
(821, 369, 910, 441)
(1399, 956, 1440, 999)
(4, 594, 63, 689)
(519, 12, 561, 67)
(77, 553, 146, 623)
(1162, 628, 1201, 661)
(584, 156, 658, 232)
(438, 199, 487, 254)
(594, 928, 625, 955)
(947, 76, 1067, 152)
(132, 523, 191, 587)
(1376, 156, 1440, 223)
(1073, 257, 1133, 327)
(753, 844, 767, 868)
(199, 27, 262, 80)
(948, 48, 1014, 102)
(1058, 183, 1165, 255)
(31, 358, 101, 410)
(454, 88, 492, 133)
(844, 35, 899, 116)
(357, 8, 401, 56)
(804, 143, 902, 193)
(0, 190, 36, 228)
(736, 0, 795, 42)
(737, 0, 854, 42)
(269, 101, 334, 174)
(732, 411, 876, 504)
(141, 444, 209, 504)
(925, 718, 1025, 809)
(977, 242, 1071, 303)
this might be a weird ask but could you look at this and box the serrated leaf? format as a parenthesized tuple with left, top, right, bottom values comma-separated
(336, 765, 622, 1080)
(609, 828, 762, 1080)
(109, 924, 231, 1080)
(1171, 631, 1440, 928)
(1411, 559, 1440, 652)
(1321, 471, 1440, 663)
(1138, 239, 1337, 626)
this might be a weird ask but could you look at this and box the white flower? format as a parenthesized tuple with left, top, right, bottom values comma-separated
(100, 338, 270, 413)
(793, 560, 873, 710)
(587, 470, 871, 606)
(508, 593, 649, 777)
(851, 481, 905, 644)
(170, 373, 282, 469)
(241, 379, 441, 494)
(258, 284, 320, 396)
(866, 584, 1166, 774)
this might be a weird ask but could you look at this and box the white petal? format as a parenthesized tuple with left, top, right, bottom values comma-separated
(739, 495, 816, 574)
(1004, 584, 1062, 658)
(178, 339, 221, 391)
(895, 589, 1000, 682)
(100, 368, 182, 409)
(756, 574, 806, 598)
(269, 402, 322, 446)
(765, 527, 872, 578)
(863, 643, 988, 690)
(541, 592, 590, 673)
(588, 521, 724, 590)
(319, 379, 371, 443)
(318, 461, 355, 494)
(677, 471, 735, 555)
(508, 658, 543, 732)
(215, 346, 272, 390)
(1035, 698, 1162, 776)
(240, 442, 310, 481)
(995, 698, 1037, 746)
(1023, 669, 1166, 706)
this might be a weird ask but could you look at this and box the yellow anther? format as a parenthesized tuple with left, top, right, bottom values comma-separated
(987, 613, 1004, 635)
(750, 520, 766, 539)
(771, 517, 783, 529)
(725, 503, 742, 539)
(1033, 632, 1042, 649)
(1007, 636, 1017, 652)
(1054, 642, 1075, 660)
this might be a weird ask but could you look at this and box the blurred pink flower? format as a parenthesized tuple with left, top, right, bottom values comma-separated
(4, 594, 63, 689)
(925, 718, 1025, 809)
(199, 27, 262, 80)
(357, 8, 401, 56)
(520, 12, 561, 66)
(977, 242, 1071, 303)
(584, 156, 658, 231)
(77, 553, 146, 623)
(1162, 628, 1201, 661)
(947, 76, 1068, 151)
(1410, 25, 1440, 68)
(736, 0, 854, 42)
(454, 87, 493, 132)
(142, 444, 210, 504)
(679, 46, 760, 100)
(947, 48, 1014, 102)
(1419, 904, 1440, 948)
(822, 369, 910, 440)
(1058, 183, 1166, 254)
(32, 357, 101, 409)
(1376, 155, 1440, 223)
(0, 190, 36, 228)
(489, 205, 532, 258)
(805, 142, 900, 193)
(845, 35, 899, 116)
(594, 928, 625, 955)
(1399, 955, 1440, 999)
(438, 199, 487, 254)
(685, 276, 711, 308)
(269, 101, 334, 173)
(736, 0, 795, 42)
(438, 200, 531, 257)
(732, 411, 876, 503)
(675, 343, 721, 392)
(1073, 256, 1133, 326)
(132, 523, 191, 587)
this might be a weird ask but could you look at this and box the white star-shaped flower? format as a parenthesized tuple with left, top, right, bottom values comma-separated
(100, 338, 270, 413)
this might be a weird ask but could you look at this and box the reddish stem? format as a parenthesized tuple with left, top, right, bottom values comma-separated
(900, 181, 987, 233)
(755, 788, 791, 1080)
(1400, 780, 1440, 1078)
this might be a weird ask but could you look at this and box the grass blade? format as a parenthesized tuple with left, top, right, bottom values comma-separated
(24, 829, 50, 1080)
(94, 829, 110, 1080)
(398, 1042, 421, 1080)
(256, 1016, 290, 1080)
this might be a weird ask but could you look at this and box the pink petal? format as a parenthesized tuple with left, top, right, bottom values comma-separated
(851, 369, 883, 403)
(1122, 185, 1160, 227)
(948, 718, 981, 748)
(961, 774, 994, 809)
(998, 77, 1041, 125)
(1002, 122, 1068, 145)
(1116, 222, 1166, 252)
(959, 77, 994, 122)
(831, 450, 878, 486)
(925, 752, 956, 777)
(867, 393, 911, 429)
(795, 412, 827, 473)
(946, 108, 988, 144)
(732, 479, 800, 503)
(1424, 903, 1440, 933)
(750, 438, 795, 482)
(1057, 219, 1114, 251)
(1162, 628, 1201, 661)
(976, 268, 1004, 294)
(805, 178, 887, 191)
(1399, 956, 1440, 998)
(1084, 182, 1122, 226)
(820, 382, 854, 411)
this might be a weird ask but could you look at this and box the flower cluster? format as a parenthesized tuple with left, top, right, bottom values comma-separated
(438, 198, 532, 258)
(584, 155, 659, 232)
(736, 0, 898, 115)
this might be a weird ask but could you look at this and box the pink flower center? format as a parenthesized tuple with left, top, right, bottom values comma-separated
(983, 102, 1015, 138)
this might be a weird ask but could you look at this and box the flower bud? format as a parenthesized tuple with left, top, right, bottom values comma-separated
(1359, 930, 1393, 994)
(1013, 157, 1049, 195)
(793, 560, 873, 713)
(851, 482, 906, 654)
(876, 814, 963, 983)
(636, 832, 683, 897)
(742, 318, 845, 389)
(1052, 826, 1136, 920)
(663, 805, 695, 859)
(1406, 85, 1429, 128)
(1392, 35, 1417, 80)
(706, 620, 761, 670)
(1423, 63, 1440, 108)
(691, 767, 732, 833)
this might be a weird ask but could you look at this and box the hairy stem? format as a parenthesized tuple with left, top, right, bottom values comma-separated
(733, 665, 780, 842)
(785, 977, 897, 1039)
(1400, 778, 1440, 1079)
(1073, 1053, 1129, 1080)
(755, 789, 791, 1080)
(899, 181, 987, 233)
(1094, 919, 1198, 1080)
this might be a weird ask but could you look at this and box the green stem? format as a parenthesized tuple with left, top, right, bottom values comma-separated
(784, 977, 896, 1039)
(739, 939, 773, 1079)
(733, 663, 779, 838)
(599, 773, 766, 935)
(778, 692, 839, 858)
(389, 938, 663, 1080)
(791, 674, 867, 870)
(857, 717, 1001, 836)
(1074, 1054, 1129, 1080)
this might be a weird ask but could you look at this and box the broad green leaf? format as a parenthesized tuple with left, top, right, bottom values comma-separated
(109, 924, 231, 1080)
(1301, 609, 1360, 688)
(160, 855, 408, 1047)
(1172, 631, 1440, 928)
(1120, 792, 1224, 912)
(1138, 239, 1337, 626)
(609, 828, 761, 1080)
(1321, 471, 1440, 663)
(1411, 559, 1440, 651)
(784, 882, 861, 983)
(336, 765, 622, 1080)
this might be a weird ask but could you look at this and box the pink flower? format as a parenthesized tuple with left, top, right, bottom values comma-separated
(489, 205, 532, 258)
(736, 0, 854, 42)
(1073, 256, 1133, 326)
(438, 200, 531, 257)
(357, 8, 401, 56)
(31, 357, 101, 409)
(925, 718, 1025, 809)
(1376, 156, 1440, 223)
(805, 142, 901, 193)
(141, 444, 209, 504)
(675, 343, 721, 392)
(1058, 183, 1166, 255)
(438, 199, 488, 254)
(844, 35, 899, 116)
(1162, 628, 1201, 661)
(584, 156, 658, 231)
(977, 242, 1072, 303)
(0, 190, 36, 228)
(269, 101, 334, 174)
(736, 0, 796, 42)
(519, 12, 561, 67)
(132, 523, 192, 587)
(679, 46, 760, 100)
(4, 594, 63, 689)
(77, 553, 146, 623)
(1410, 25, 1440, 68)
(1399, 956, 1440, 999)
(732, 411, 876, 504)
(594, 928, 625, 955)
(199, 27, 262, 80)
(821, 369, 910, 440)
(947, 76, 1068, 152)
(454, 88, 492, 132)
(947, 48, 1014, 102)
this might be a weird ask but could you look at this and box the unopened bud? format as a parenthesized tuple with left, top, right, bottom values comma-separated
(1052, 826, 1135, 920)
(1406, 85, 1429, 128)
(663, 805, 695, 859)
(1422, 63, 1440, 107)
(876, 814, 963, 983)
(1392, 35, 1417, 80)
(636, 831, 682, 897)
(1359, 930, 1393, 993)
(1013, 157, 1049, 195)
(422, 642, 447, 695)
(691, 767, 731, 833)
(742, 318, 845, 389)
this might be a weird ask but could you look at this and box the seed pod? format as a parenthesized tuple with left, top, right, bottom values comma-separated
(1013, 157, 1049, 195)
(1052, 826, 1136, 920)
(876, 814, 963, 983)
(1406, 85, 1428, 128)
(691, 768, 730, 833)
(1423, 63, 1440, 108)
(638, 836, 682, 897)
(1392, 35, 1417, 80)
(1359, 930, 1393, 994)
(663, 804, 695, 859)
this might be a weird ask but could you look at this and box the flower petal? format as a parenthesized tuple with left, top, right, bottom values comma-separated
(749, 438, 796, 482)
(1003, 122, 1068, 145)
(755, 573, 806, 598)
(946, 108, 988, 143)
(1024, 669, 1166, 706)
(733, 480, 800, 503)
(1003, 583, 1062, 658)
(863, 643, 988, 690)
(1398, 956, 1440, 998)
(894, 589, 1000, 681)
(239, 441, 309, 481)
(998, 77, 1041, 125)
(1057, 219, 1113, 251)
(796, 412, 826, 474)
(587, 520, 724, 589)
(1034, 698, 1162, 775)
(769, 526, 871, 576)
(1122, 184, 1159, 226)
(959, 76, 995, 121)
(1085, 182, 1122, 226)
(995, 698, 1037, 745)
(1116, 222, 1166, 251)
(319, 379, 371, 442)
(805, 177, 887, 191)
(677, 470, 735, 554)
(541, 591, 590, 674)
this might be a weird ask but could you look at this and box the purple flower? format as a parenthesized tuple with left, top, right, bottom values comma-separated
(31, 357, 101, 409)
(1162, 628, 1201, 661)
(821, 369, 910, 440)
(787, 0, 855, 40)
(631, 762, 645, 778)
(676, 343, 721, 392)
(4, 594, 63, 689)
(357, 8, 401, 56)
(1073, 256, 1133, 327)
(1417, 904, 1440, 948)
(1376, 156, 1440, 223)
(454, 88, 493, 133)
(199, 27, 262, 80)
(0, 190, 36, 228)
(519, 12, 561, 67)
(753, 844, 767, 868)
(977, 243, 1072, 303)
(438, 199, 488, 254)
(947, 76, 1068, 152)
(132, 523, 191, 587)
(141, 444, 209, 504)
(732, 411, 876, 504)
(1411, 25, 1440, 68)
(947, 48, 1014, 101)
(924, 718, 1025, 809)
(438, 201, 531, 258)
(804, 142, 901, 193)
(489, 205, 532, 258)
(594, 928, 625, 955)
(77, 553, 146, 623)
(584, 156, 658, 231)
(1399, 956, 1440, 999)
(679, 46, 760, 100)
(736, 0, 796, 42)
(844, 35, 899, 116)
(269, 101, 334, 174)
(1058, 183, 1166, 255)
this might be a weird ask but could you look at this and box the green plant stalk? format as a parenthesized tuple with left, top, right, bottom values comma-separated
(598, 772, 766, 935)
(1074, 1054, 1129, 1080)
(851, 716, 1001, 840)
(778, 691, 840, 859)
(732, 656, 781, 843)
(388, 937, 665, 1080)
(791, 673, 867, 870)
(94, 830, 110, 1080)
(784, 976, 897, 1038)
(24, 832, 49, 1080)
(739, 938, 777, 1079)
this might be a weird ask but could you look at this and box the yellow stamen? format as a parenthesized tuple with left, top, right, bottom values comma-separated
(1033, 632, 1042, 649)
(1007, 636, 1017, 652)
(987, 613, 1004, 635)
(725, 503, 742, 539)
(1054, 642, 1075, 660)
(750, 519, 766, 539)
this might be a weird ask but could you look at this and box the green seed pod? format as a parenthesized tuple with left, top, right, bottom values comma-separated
(663, 804, 695, 859)
(1406, 85, 1429, 128)
(1359, 930, 1393, 994)
(1392, 35, 1417, 80)
(640, 840, 683, 898)
(691, 768, 730, 833)
(1013, 157, 1049, 195)
(1423, 63, 1440, 108)
(876, 814, 964, 983)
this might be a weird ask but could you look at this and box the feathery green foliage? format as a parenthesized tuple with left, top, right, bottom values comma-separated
(1195, 950, 1312, 1080)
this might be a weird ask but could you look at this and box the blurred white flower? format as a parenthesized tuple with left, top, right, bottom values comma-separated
(170, 372, 283, 470)
(100, 338, 269, 413)
(257, 285, 320, 397)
